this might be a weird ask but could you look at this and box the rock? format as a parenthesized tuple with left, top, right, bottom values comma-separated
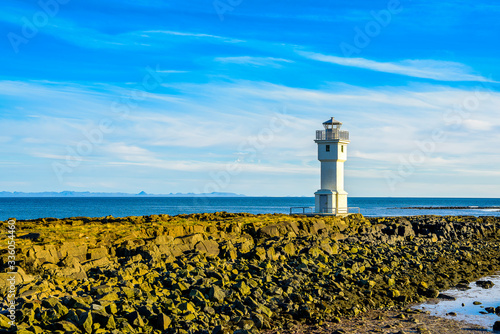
(66, 296, 91, 309)
(54, 320, 81, 332)
(92, 310, 116, 329)
(266, 246, 279, 261)
(426, 289, 440, 298)
(87, 247, 108, 260)
(388, 289, 401, 298)
(13, 268, 35, 285)
(127, 311, 145, 327)
(254, 246, 267, 261)
(92, 284, 112, 295)
(437, 293, 456, 300)
(195, 240, 220, 257)
(156, 313, 172, 330)
(61, 241, 88, 259)
(78, 311, 93, 334)
(8, 213, 500, 333)
(238, 239, 254, 254)
(60, 265, 88, 280)
(178, 302, 196, 313)
(154, 234, 173, 245)
(333, 220, 348, 232)
(309, 220, 328, 234)
(282, 242, 296, 256)
(82, 256, 112, 271)
(31, 245, 59, 263)
(256, 302, 273, 318)
(235, 281, 251, 296)
(209, 285, 226, 303)
(54, 302, 69, 318)
(259, 225, 280, 238)
(99, 292, 119, 302)
(92, 310, 109, 323)
(121, 287, 136, 299)
(175, 233, 204, 245)
(494, 321, 500, 332)
(308, 246, 324, 258)
(0, 314, 12, 328)
(105, 303, 118, 314)
(105, 315, 116, 329)
(42, 297, 59, 308)
(476, 280, 495, 289)
(397, 220, 415, 238)
(455, 283, 470, 290)
(64, 310, 80, 324)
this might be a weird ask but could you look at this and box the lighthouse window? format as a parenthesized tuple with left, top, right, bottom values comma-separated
(326, 145, 330, 152)
(341, 145, 344, 152)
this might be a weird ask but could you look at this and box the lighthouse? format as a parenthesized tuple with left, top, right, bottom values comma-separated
(314, 117, 350, 215)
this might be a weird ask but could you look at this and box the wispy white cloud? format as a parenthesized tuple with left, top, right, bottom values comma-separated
(462, 119, 494, 131)
(215, 56, 293, 67)
(0, 8, 245, 51)
(2, 77, 500, 195)
(105, 158, 315, 175)
(29, 152, 70, 160)
(299, 51, 496, 82)
(144, 30, 244, 43)
(101, 143, 156, 162)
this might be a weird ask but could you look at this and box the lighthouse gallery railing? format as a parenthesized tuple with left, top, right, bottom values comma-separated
(316, 129, 349, 141)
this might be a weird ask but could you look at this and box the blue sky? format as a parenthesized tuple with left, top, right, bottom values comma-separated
(1, 0, 499, 197)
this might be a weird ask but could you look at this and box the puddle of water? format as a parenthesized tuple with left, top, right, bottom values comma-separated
(414, 273, 500, 331)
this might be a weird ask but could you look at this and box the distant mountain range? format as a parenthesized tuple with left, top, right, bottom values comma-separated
(0, 191, 246, 197)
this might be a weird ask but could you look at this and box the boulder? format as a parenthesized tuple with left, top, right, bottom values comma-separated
(259, 225, 280, 238)
(87, 247, 108, 260)
(195, 240, 220, 257)
(476, 280, 494, 289)
(54, 320, 81, 332)
(209, 286, 226, 303)
(175, 233, 204, 245)
(156, 313, 171, 330)
(78, 311, 93, 334)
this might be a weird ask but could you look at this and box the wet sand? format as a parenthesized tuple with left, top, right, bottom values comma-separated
(264, 308, 492, 333)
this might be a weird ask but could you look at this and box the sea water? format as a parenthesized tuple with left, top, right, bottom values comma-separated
(415, 273, 500, 330)
(1, 197, 500, 220)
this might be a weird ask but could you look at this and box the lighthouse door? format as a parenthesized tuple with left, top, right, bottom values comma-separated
(319, 195, 328, 213)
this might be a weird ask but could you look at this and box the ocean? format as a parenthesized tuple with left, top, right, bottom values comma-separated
(1, 197, 500, 221)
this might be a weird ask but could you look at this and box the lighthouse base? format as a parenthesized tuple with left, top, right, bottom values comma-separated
(314, 189, 348, 216)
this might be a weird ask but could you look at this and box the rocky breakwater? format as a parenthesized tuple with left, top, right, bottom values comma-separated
(1, 213, 500, 333)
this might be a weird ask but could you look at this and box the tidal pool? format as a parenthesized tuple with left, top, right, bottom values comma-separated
(414, 272, 500, 331)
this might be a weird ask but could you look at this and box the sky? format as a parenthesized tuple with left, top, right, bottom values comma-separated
(1, 0, 499, 197)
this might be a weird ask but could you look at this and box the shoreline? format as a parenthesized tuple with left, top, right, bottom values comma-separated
(1, 213, 500, 333)
(395, 206, 500, 210)
(263, 307, 493, 334)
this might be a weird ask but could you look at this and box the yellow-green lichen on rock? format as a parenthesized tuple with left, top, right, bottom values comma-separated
(0, 213, 499, 333)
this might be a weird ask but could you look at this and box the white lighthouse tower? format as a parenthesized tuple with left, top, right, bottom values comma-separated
(314, 117, 350, 215)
